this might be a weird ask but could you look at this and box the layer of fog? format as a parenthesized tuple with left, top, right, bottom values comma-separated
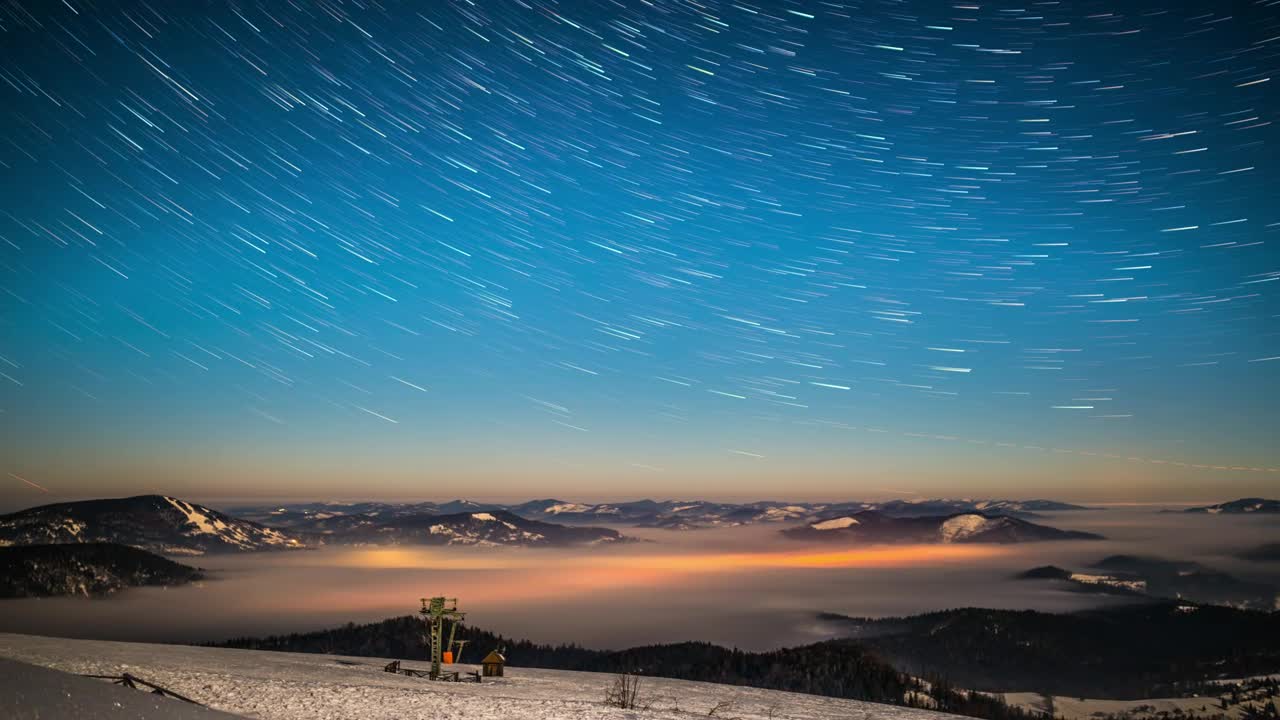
(0, 509, 1275, 652)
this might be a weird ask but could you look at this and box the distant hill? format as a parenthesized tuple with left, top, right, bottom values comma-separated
(0, 495, 308, 555)
(824, 602, 1280, 699)
(231, 501, 443, 530)
(782, 511, 1103, 544)
(1015, 555, 1278, 610)
(1015, 565, 1074, 581)
(1094, 555, 1277, 610)
(338, 510, 628, 547)
(1184, 498, 1280, 514)
(0, 543, 203, 598)
(869, 499, 1091, 519)
(503, 499, 752, 527)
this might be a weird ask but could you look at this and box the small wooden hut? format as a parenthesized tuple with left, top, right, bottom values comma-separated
(481, 650, 505, 677)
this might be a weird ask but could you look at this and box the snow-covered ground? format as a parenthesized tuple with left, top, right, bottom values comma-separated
(0, 655, 242, 720)
(0, 633, 963, 720)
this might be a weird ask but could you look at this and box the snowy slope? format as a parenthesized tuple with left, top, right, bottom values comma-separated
(1, 656, 242, 720)
(812, 516, 860, 530)
(938, 515, 1000, 542)
(0, 496, 307, 555)
(0, 633, 965, 720)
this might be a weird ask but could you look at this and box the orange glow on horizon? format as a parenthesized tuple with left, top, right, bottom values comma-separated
(329, 542, 1008, 573)
(220, 542, 1014, 615)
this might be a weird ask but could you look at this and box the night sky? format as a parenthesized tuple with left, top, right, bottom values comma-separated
(1, 0, 1277, 504)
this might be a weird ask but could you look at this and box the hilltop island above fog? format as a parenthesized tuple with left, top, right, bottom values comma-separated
(1182, 497, 1280, 514)
(0, 543, 204, 598)
(1016, 555, 1279, 610)
(0, 495, 1108, 555)
(783, 510, 1103, 544)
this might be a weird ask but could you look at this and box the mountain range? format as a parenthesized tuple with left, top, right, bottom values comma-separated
(330, 509, 627, 547)
(230, 497, 1092, 531)
(782, 510, 1104, 544)
(0, 543, 204, 598)
(0, 496, 628, 552)
(0, 495, 1100, 554)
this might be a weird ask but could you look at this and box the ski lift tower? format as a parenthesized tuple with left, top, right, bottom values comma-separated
(419, 597, 465, 680)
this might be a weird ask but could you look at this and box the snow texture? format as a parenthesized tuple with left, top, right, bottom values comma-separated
(0, 632, 965, 720)
(812, 517, 860, 530)
(0, 656, 242, 720)
(938, 515, 997, 543)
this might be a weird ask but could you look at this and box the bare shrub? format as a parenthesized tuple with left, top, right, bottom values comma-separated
(604, 672, 647, 710)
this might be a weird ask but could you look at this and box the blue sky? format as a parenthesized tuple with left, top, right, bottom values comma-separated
(1, 0, 1277, 505)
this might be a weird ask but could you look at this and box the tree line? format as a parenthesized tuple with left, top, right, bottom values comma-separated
(217, 615, 1039, 720)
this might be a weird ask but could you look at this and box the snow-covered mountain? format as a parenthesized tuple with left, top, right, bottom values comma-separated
(868, 498, 1090, 519)
(340, 510, 629, 547)
(230, 501, 439, 529)
(782, 511, 1103, 544)
(528, 499, 672, 524)
(231, 497, 1092, 532)
(1184, 497, 1280, 514)
(0, 496, 307, 555)
(517, 499, 834, 527)
(0, 542, 203, 598)
(507, 498, 591, 517)
(434, 499, 508, 515)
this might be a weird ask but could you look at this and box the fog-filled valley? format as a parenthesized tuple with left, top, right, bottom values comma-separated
(2, 506, 1274, 651)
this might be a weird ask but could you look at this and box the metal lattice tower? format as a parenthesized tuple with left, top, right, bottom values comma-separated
(419, 597, 465, 679)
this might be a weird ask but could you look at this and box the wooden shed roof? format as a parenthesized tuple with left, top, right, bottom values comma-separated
(481, 651, 505, 664)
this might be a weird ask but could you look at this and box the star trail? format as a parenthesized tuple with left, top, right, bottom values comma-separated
(0, 0, 1277, 502)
